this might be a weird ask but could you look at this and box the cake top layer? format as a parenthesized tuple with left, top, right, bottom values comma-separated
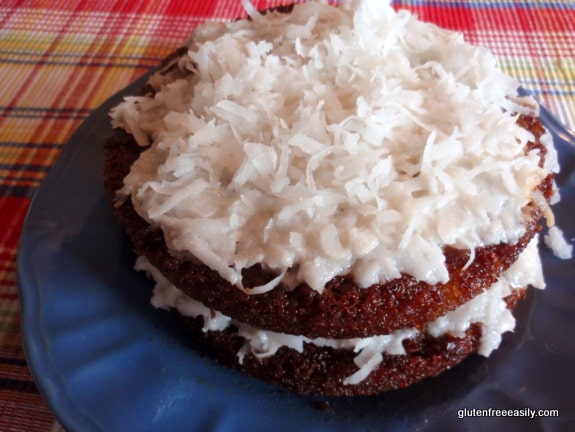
(110, 0, 557, 292)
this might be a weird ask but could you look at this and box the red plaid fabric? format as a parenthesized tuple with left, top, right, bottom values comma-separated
(1, 1, 574, 430)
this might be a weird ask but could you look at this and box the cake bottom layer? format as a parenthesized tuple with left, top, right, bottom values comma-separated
(179, 313, 487, 396)
(135, 238, 542, 396)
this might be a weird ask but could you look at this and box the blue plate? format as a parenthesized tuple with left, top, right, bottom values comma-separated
(17, 76, 575, 432)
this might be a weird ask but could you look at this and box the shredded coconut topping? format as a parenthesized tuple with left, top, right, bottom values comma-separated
(112, 0, 554, 292)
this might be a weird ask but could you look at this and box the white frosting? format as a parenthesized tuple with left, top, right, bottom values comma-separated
(427, 236, 544, 356)
(111, 0, 555, 293)
(136, 236, 544, 385)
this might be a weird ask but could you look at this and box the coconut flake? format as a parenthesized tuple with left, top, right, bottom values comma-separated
(242, 0, 264, 22)
(544, 226, 573, 260)
(238, 268, 287, 295)
(531, 189, 555, 227)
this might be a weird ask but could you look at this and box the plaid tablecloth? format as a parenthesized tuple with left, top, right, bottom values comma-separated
(1, 0, 574, 430)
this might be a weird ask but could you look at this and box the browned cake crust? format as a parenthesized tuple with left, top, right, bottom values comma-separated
(172, 288, 526, 396)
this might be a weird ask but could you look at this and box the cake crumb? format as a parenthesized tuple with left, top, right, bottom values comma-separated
(313, 400, 335, 414)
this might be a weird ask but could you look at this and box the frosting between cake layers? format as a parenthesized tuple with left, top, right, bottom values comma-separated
(136, 236, 544, 385)
(111, 0, 557, 293)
